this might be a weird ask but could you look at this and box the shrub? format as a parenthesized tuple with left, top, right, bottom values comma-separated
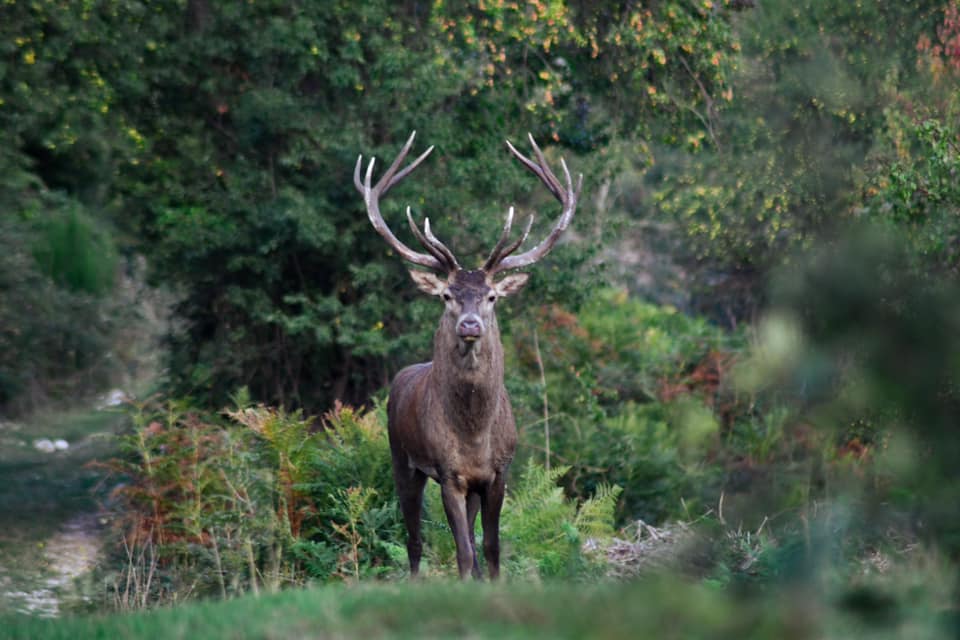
(0, 210, 126, 414)
(32, 205, 117, 296)
(102, 393, 632, 601)
(100, 398, 404, 606)
(501, 460, 621, 580)
(505, 288, 743, 523)
(298, 401, 404, 580)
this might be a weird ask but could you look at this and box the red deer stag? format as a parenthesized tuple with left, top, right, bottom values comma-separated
(354, 132, 581, 579)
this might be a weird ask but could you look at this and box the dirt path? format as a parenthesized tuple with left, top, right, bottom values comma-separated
(1, 513, 103, 617)
(0, 407, 122, 618)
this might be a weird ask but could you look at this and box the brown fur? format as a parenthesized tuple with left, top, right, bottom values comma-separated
(388, 270, 519, 579)
(355, 133, 580, 579)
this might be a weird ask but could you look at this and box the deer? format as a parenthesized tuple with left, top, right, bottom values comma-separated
(354, 132, 581, 580)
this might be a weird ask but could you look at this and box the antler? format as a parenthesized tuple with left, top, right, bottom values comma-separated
(484, 134, 583, 275)
(355, 131, 460, 272)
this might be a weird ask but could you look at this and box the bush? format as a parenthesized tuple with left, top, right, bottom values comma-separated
(102, 395, 630, 603)
(501, 460, 621, 580)
(0, 210, 125, 414)
(101, 398, 404, 606)
(505, 288, 745, 523)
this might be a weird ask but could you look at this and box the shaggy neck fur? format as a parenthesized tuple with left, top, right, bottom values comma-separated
(431, 313, 505, 434)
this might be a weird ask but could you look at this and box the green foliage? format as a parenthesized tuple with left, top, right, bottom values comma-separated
(506, 288, 740, 522)
(432, 0, 744, 151)
(302, 402, 395, 502)
(858, 70, 960, 274)
(327, 486, 382, 581)
(301, 403, 403, 579)
(31, 204, 117, 296)
(0, 214, 124, 413)
(0, 2, 138, 414)
(647, 0, 945, 316)
(104, 393, 629, 598)
(501, 460, 621, 579)
(510, 288, 742, 418)
(765, 227, 960, 552)
(598, 402, 710, 521)
(0, 0, 746, 412)
(101, 399, 404, 604)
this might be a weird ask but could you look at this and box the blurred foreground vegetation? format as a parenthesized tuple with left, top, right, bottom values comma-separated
(2, 0, 960, 635)
(7, 576, 959, 640)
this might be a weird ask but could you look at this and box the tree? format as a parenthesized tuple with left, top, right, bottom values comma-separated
(0, 0, 134, 413)
(2, 0, 745, 411)
(646, 0, 944, 320)
(858, 2, 960, 276)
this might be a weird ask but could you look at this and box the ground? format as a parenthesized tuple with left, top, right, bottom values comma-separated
(0, 404, 122, 617)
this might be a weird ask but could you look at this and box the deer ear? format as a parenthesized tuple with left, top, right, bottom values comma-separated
(408, 270, 447, 296)
(493, 273, 529, 298)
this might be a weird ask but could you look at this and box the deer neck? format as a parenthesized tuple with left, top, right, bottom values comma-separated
(431, 316, 505, 432)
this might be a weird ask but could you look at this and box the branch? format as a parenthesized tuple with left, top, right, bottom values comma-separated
(677, 53, 723, 152)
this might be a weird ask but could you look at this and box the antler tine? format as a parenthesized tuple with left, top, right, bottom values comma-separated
(385, 146, 434, 195)
(505, 137, 562, 201)
(482, 207, 515, 271)
(504, 140, 546, 186)
(375, 131, 416, 192)
(355, 132, 452, 272)
(423, 218, 461, 270)
(405, 208, 461, 271)
(406, 208, 454, 268)
(483, 208, 537, 271)
(353, 154, 371, 193)
(525, 133, 565, 199)
(488, 134, 582, 274)
(494, 213, 535, 264)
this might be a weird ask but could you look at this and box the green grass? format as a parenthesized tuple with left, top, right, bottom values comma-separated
(1, 576, 955, 640)
(0, 580, 786, 640)
(0, 409, 120, 516)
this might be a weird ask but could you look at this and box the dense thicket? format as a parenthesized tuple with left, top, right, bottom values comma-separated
(639, 0, 953, 318)
(15, 1, 955, 414)
(1, 0, 748, 413)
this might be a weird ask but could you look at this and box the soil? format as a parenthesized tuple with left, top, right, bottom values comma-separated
(1, 513, 103, 617)
(0, 406, 121, 618)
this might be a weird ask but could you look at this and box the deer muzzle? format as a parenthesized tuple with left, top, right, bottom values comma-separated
(456, 315, 484, 342)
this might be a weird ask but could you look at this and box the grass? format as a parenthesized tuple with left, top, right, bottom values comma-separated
(0, 406, 125, 616)
(0, 579, 791, 640)
(1, 574, 955, 640)
(0, 405, 956, 638)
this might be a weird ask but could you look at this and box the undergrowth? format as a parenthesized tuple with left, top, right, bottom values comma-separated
(89, 283, 957, 628)
(98, 397, 621, 608)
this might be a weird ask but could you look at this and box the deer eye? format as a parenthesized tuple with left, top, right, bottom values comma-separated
(442, 292, 452, 301)
(488, 294, 497, 302)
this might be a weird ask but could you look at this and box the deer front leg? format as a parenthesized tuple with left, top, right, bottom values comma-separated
(467, 491, 482, 579)
(481, 472, 507, 580)
(440, 477, 474, 580)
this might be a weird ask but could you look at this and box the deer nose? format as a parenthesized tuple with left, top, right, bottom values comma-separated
(457, 315, 484, 340)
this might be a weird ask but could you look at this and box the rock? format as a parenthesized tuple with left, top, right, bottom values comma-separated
(33, 439, 56, 453)
(53, 439, 69, 451)
(96, 389, 130, 409)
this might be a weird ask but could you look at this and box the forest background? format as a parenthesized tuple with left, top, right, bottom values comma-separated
(2, 0, 960, 637)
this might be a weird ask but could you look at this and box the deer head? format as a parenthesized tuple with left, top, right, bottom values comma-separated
(354, 132, 582, 365)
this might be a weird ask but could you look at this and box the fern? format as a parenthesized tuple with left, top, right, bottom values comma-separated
(575, 484, 623, 540)
(502, 460, 621, 579)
